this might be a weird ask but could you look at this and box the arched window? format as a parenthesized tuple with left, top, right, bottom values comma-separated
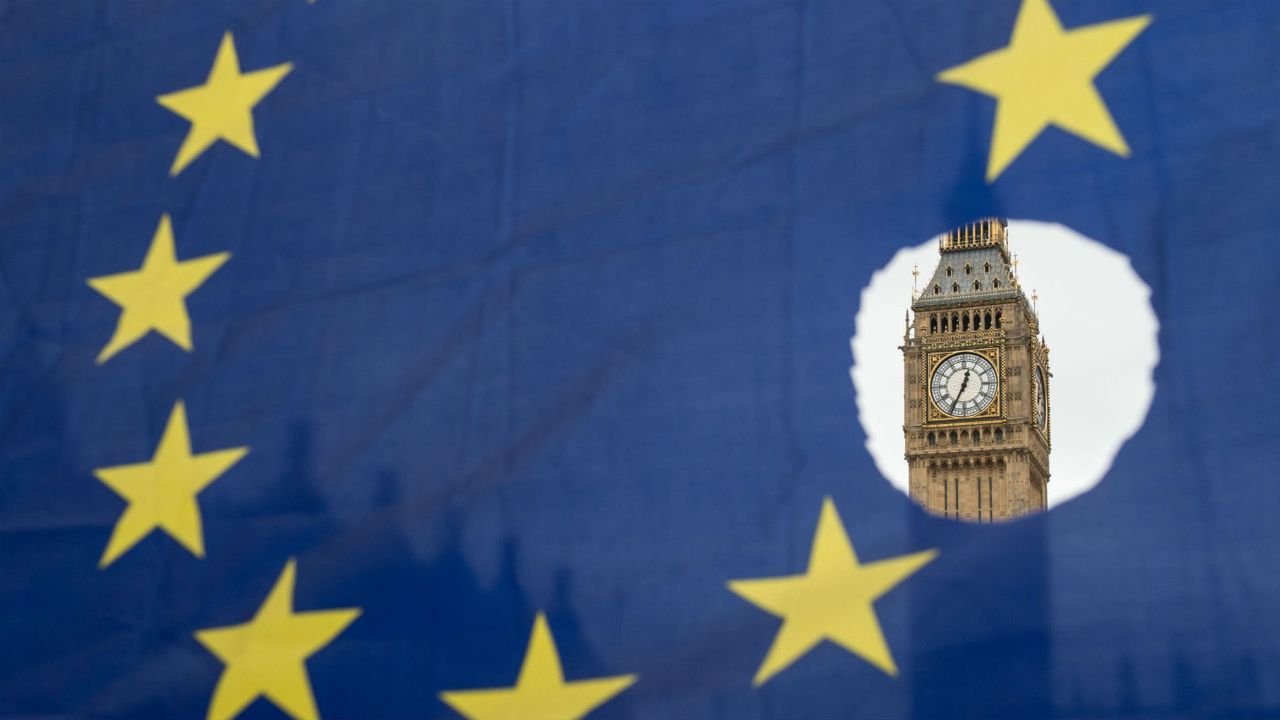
(933, 284, 941, 295)
(949, 431, 958, 444)
(995, 310, 1003, 328)
(994, 428, 1004, 442)
(984, 262, 991, 273)
(974, 281, 982, 291)
(984, 311, 992, 329)
(973, 431, 981, 445)
(961, 430, 970, 443)
(963, 313, 970, 331)
(952, 283, 959, 292)
(927, 432, 936, 447)
(992, 279, 1000, 289)
(946, 266, 953, 277)
(964, 264, 972, 275)
(930, 315, 937, 333)
(952, 313, 959, 330)
(941, 315, 948, 332)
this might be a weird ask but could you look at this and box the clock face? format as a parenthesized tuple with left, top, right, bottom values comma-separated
(930, 352, 998, 417)
(1033, 366, 1046, 430)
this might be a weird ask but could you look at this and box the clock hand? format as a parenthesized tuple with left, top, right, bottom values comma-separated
(950, 369, 971, 413)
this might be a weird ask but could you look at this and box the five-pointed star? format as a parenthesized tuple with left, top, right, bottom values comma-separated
(439, 613, 637, 719)
(94, 400, 248, 568)
(936, 0, 1151, 181)
(157, 31, 293, 176)
(728, 497, 937, 685)
(86, 214, 229, 364)
(196, 559, 361, 720)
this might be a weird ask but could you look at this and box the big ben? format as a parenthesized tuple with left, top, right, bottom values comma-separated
(902, 218, 1050, 521)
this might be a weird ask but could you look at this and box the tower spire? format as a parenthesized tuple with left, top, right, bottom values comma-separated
(938, 217, 1009, 260)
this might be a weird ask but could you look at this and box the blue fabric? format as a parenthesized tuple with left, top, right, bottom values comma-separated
(1, 0, 1277, 717)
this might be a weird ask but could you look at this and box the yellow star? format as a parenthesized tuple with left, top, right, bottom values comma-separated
(936, 0, 1151, 181)
(728, 497, 937, 685)
(157, 31, 293, 176)
(94, 400, 248, 568)
(196, 559, 361, 720)
(439, 613, 637, 719)
(86, 214, 230, 364)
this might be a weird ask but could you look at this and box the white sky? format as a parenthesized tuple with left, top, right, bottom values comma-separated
(850, 220, 1159, 508)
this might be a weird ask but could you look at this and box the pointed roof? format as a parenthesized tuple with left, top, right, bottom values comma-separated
(912, 218, 1022, 309)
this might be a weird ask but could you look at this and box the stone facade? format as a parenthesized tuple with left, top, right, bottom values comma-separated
(902, 219, 1051, 521)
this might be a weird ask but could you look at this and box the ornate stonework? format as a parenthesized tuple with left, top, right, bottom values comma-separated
(902, 218, 1050, 521)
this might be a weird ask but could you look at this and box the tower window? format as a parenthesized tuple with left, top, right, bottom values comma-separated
(995, 428, 1004, 442)
(973, 432, 980, 445)
(974, 281, 982, 291)
(963, 313, 970, 331)
(951, 283, 959, 293)
(933, 284, 941, 295)
(964, 264, 972, 275)
(949, 431, 958, 445)
(984, 311, 992, 329)
(993, 279, 1000, 289)
(927, 432, 936, 447)
(930, 315, 937, 333)
(984, 262, 991, 273)
(995, 310, 1003, 328)
(946, 266, 953, 277)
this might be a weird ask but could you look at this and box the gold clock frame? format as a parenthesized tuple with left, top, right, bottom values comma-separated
(922, 347, 1004, 425)
(1029, 334, 1051, 447)
(1031, 367, 1051, 447)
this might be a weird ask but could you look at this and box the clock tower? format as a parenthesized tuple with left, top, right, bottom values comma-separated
(902, 218, 1051, 521)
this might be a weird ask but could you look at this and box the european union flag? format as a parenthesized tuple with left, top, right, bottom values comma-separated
(2, 0, 1277, 718)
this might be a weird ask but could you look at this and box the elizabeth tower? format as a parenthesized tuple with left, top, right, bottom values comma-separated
(902, 219, 1051, 520)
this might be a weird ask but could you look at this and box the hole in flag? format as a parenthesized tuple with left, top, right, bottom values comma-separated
(850, 219, 1158, 520)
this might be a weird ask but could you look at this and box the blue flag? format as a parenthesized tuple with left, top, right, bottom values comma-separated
(1, 0, 1277, 718)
